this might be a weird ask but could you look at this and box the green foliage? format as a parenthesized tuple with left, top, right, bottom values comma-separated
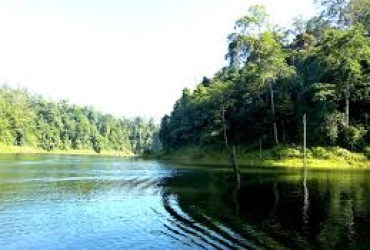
(272, 147, 302, 159)
(319, 112, 342, 145)
(333, 147, 353, 159)
(159, 3, 370, 155)
(346, 0, 370, 33)
(338, 125, 367, 150)
(0, 86, 159, 154)
(312, 147, 331, 159)
(364, 147, 370, 159)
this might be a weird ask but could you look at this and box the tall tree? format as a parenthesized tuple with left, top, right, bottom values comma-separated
(345, 0, 370, 33)
(317, 25, 370, 125)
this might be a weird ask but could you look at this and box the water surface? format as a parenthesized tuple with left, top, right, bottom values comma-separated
(1, 155, 370, 249)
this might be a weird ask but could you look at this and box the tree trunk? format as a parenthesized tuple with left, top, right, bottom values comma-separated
(345, 82, 350, 126)
(222, 107, 239, 179)
(269, 80, 279, 146)
(303, 114, 307, 169)
(259, 138, 263, 159)
(222, 107, 229, 149)
(230, 145, 239, 178)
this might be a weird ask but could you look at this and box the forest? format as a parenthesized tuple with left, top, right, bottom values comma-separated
(159, 0, 370, 156)
(0, 85, 160, 154)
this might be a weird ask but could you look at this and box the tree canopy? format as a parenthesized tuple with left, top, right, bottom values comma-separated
(0, 85, 159, 154)
(160, 1, 370, 152)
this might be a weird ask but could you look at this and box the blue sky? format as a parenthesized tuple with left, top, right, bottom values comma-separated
(0, 0, 315, 120)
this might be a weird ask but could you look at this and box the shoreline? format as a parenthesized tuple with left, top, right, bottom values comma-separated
(154, 146, 370, 170)
(0, 145, 134, 157)
(161, 158, 370, 172)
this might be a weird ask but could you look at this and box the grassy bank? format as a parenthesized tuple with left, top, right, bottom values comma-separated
(0, 144, 134, 157)
(158, 146, 370, 170)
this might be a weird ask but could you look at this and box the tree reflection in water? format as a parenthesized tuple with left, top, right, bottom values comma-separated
(302, 167, 309, 236)
(157, 169, 370, 250)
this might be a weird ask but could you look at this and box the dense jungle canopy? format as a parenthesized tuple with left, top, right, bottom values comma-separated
(159, 0, 370, 153)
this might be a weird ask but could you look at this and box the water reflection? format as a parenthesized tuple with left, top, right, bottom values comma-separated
(302, 168, 309, 235)
(1, 155, 370, 249)
(158, 169, 370, 250)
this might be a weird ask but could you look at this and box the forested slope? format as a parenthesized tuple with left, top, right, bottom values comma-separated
(0, 86, 160, 154)
(159, 0, 370, 156)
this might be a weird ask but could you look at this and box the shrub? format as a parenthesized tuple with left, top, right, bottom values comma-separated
(321, 112, 342, 145)
(312, 147, 331, 159)
(272, 147, 301, 159)
(365, 147, 370, 160)
(333, 147, 353, 160)
(338, 125, 367, 150)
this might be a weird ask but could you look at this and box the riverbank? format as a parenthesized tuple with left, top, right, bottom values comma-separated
(0, 144, 134, 157)
(156, 146, 370, 170)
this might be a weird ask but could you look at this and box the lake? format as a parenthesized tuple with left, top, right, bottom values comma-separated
(0, 155, 370, 250)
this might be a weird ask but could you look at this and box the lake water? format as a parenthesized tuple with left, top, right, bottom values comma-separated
(1, 155, 370, 250)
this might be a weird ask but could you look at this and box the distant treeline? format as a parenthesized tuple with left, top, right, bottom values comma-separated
(160, 0, 370, 152)
(0, 85, 160, 154)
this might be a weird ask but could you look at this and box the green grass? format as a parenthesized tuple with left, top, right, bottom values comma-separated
(0, 144, 134, 157)
(159, 146, 370, 170)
